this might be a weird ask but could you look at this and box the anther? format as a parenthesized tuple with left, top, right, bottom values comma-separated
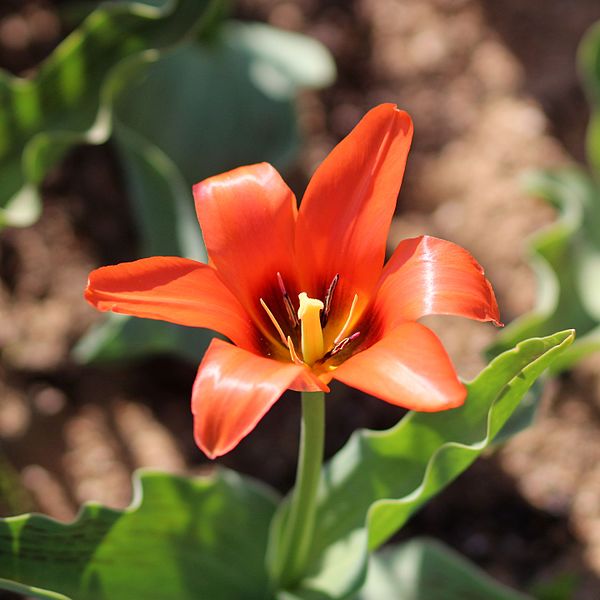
(260, 298, 288, 346)
(321, 273, 339, 327)
(277, 272, 299, 328)
(333, 293, 359, 345)
(330, 331, 361, 356)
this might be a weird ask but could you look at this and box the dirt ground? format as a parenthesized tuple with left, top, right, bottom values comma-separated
(1, 0, 600, 598)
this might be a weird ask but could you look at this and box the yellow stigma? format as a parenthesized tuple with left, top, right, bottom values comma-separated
(297, 293, 324, 365)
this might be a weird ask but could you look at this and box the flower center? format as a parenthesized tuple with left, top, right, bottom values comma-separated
(260, 273, 360, 367)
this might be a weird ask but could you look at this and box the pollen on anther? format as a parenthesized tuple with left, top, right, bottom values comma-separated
(322, 273, 339, 327)
(331, 331, 361, 356)
(277, 272, 299, 327)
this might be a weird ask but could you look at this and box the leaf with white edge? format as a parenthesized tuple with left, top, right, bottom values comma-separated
(0, 578, 70, 600)
(109, 20, 335, 255)
(360, 538, 531, 600)
(487, 169, 600, 372)
(0, 0, 221, 228)
(490, 379, 543, 447)
(269, 330, 574, 600)
(0, 469, 278, 600)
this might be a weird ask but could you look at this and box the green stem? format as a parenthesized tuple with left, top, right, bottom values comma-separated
(277, 390, 325, 588)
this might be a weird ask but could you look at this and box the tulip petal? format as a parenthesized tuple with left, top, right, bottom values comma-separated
(193, 163, 299, 329)
(192, 339, 308, 458)
(85, 257, 256, 350)
(332, 322, 466, 411)
(295, 104, 413, 317)
(374, 236, 501, 331)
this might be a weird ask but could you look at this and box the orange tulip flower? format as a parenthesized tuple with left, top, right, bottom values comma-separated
(85, 104, 501, 459)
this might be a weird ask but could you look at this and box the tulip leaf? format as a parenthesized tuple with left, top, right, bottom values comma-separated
(487, 169, 600, 371)
(0, 469, 278, 600)
(359, 538, 531, 600)
(109, 19, 335, 260)
(72, 312, 215, 364)
(0, 0, 222, 228)
(488, 21, 600, 370)
(271, 329, 574, 599)
(580, 21, 600, 172)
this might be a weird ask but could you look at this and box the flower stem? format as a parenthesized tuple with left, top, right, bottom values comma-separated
(277, 390, 325, 588)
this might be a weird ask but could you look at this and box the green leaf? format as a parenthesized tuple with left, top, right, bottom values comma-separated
(110, 20, 335, 258)
(360, 538, 531, 600)
(579, 21, 600, 172)
(0, 449, 35, 515)
(488, 23, 600, 371)
(490, 379, 543, 447)
(530, 572, 580, 600)
(487, 170, 600, 371)
(0, 0, 222, 228)
(271, 330, 574, 599)
(72, 312, 215, 364)
(0, 469, 278, 600)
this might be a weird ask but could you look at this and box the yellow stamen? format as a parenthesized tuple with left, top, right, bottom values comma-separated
(260, 298, 287, 346)
(333, 294, 359, 345)
(297, 293, 324, 365)
(287, 336, 304, 365)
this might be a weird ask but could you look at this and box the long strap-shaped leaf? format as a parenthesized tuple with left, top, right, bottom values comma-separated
(274, 329, 574, 599)
(0, 469, 278, 600)
(360, 538, 531, 600)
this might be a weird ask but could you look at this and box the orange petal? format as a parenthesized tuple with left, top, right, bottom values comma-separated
(295, 104, 413, 318)
(192, 339, 307, 458)
(332, 322, 466, 411)
(85, 257, 257, 350)
(193, 163, 299, 328)
(374, 236, 501, 331)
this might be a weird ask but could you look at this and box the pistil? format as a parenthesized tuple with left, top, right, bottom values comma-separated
(297, 293, 324, 365)
(262, 274, 361, 367)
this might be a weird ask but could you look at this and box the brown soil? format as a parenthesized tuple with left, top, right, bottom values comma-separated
(1, 0, 600, 598)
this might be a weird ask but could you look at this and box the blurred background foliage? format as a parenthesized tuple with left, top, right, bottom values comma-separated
(489, 21, 600, 371)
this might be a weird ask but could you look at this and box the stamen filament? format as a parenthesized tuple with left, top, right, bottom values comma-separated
(260, 298, 288, 346)
(333, 294, 359, 345)
(287, 336, 304, 365)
